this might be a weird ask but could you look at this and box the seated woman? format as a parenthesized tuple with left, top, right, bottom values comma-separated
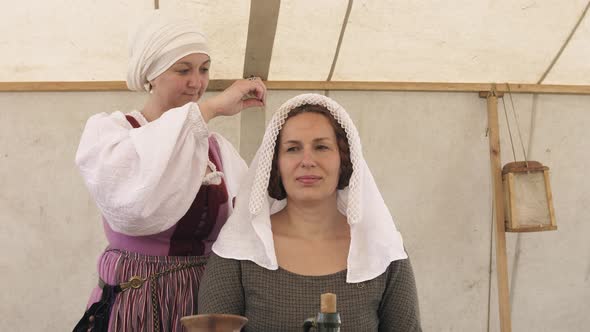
(198, 94, 421, 331)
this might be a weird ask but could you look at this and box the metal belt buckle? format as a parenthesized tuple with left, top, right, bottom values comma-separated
(120, 275, 146, 291)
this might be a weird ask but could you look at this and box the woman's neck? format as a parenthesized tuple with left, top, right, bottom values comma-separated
(141, 97, 169, 122)
(273, 197, 349, 240)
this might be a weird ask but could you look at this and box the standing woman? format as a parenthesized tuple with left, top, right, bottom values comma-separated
(73, 11, 266, 332)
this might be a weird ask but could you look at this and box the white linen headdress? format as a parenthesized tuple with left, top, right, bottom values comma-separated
(126, 10, 210, 92)
(212, 93, 408, 283)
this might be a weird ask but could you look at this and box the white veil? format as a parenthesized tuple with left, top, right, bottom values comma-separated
(213, 93, 407, 283)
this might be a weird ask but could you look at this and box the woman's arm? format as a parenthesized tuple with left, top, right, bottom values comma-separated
(378, 258, 422, 332)
(75, 102, 211, 236)
(198, 253, 245, 315)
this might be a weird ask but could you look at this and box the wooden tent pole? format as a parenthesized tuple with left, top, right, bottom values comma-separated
(481, 90, 512, 332)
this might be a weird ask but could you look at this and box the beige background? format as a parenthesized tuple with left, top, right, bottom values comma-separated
(1, 0, 590, 331)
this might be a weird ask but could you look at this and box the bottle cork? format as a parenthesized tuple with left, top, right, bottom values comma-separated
(320, 293, 337, 313)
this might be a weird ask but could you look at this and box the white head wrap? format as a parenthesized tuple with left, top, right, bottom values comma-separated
(126, 10, 210, 91)
(212, 93, 408, 283)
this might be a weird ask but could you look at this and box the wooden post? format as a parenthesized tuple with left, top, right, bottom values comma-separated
(481, 90, 512, 332)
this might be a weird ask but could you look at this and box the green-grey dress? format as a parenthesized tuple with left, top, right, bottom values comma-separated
(198, 253, 422, 332)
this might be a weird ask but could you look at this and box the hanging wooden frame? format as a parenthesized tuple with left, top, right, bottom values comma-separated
(502, 161, 557, 232)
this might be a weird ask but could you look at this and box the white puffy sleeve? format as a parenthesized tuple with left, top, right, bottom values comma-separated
(75, 102, 212, 236)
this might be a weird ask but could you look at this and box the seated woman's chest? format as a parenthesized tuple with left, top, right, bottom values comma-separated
(240, 262, 385, 332)
(272, 234, 351, 276)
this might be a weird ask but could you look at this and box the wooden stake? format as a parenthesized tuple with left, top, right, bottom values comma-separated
(483, 91, 512, 332)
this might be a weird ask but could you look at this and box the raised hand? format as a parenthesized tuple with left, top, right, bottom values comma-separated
(199, 77, 267, 122)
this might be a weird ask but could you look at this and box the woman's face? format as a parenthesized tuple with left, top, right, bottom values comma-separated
(278, 112, 341, 204)
(150, 53, 210, 109)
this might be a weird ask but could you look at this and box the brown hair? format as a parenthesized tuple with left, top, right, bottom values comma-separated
(268, 104, 353, 200)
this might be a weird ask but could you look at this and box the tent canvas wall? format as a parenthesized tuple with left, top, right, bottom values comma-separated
(1, 1, 589, 331)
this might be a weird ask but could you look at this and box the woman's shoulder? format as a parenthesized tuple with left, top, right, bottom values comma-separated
(385, 256, 413, 274)
(207, 253, 243, 271)
(83, 110, 142, 130)
(208, 254, 280, 280)
(381, 257, 417, 290)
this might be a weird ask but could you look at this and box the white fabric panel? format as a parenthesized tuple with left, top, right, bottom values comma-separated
(266, 0, 349, 80)
(544, 12, 590, 84)
(160, 0, 250, 79)
(1, 0, 589, 84)
(0, 0, 153, 81)
(331, 0, 589, 83)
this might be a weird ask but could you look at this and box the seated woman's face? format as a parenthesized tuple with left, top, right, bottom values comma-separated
(277, 112, 341, 203)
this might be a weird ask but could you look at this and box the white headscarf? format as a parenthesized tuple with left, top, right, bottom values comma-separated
(213, 94, 408, 283)
(126, 10, 210, 92)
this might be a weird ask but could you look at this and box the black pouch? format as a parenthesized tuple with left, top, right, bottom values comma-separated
(72, 284, 120, 332)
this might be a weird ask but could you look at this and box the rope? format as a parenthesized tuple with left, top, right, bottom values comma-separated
(506, 85, 529, 163)
(501, 96, 518, 162)
(527, 95, 539, 160)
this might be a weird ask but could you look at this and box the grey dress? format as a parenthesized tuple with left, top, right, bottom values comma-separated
(198, 253, 421, 332)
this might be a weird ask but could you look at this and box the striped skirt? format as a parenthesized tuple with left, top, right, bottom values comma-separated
(87, 248, 209, 332)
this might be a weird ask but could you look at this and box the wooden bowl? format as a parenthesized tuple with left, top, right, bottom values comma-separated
(180, 314, 248, 332)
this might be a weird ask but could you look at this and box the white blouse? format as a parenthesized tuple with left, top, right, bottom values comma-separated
(75, 102, 247, 236)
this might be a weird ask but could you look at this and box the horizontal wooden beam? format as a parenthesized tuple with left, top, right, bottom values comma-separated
(268, 81, 490, 92)
(267, 81, 590, 95)
(1, 80, 590, 95)
(0, 80, 237, 92)
(0, 81, 128, 91)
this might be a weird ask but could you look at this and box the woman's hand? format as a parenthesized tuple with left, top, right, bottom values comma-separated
(199, 77, 267, 122)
